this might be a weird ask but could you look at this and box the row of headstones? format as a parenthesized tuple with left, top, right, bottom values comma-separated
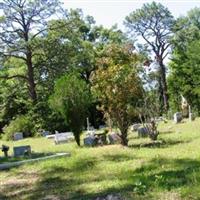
(13, 131, 50, 141)
(84, 133, 121, 146)
(174, 112, 195, 123)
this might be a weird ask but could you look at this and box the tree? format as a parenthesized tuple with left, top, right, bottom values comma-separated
(168, 8, 200, 113)
(0, 0, 63, 103)
(125, 1, 175, 112)
(91, 44, 143, 146)
(49, 72, 91, 146)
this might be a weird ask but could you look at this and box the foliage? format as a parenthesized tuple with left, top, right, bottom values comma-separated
(49, 72, 91, 146)
(125, 1, 175, 112)
(91, 43, 143, 146)
(3, 115, 34, 140)
(0, 0, 63, 102)
(169, 8, 200, 113)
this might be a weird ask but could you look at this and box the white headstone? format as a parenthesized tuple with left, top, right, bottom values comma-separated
(54, 132, 74, 144)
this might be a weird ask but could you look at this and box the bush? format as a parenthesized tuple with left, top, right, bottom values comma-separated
(3, 115, 34, 140)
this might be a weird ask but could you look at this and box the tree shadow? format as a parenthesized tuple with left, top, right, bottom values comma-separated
(2, 154, 200, 200)
(128, 139, 190, 149)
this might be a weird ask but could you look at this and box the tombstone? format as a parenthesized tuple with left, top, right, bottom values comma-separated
(84, 136, 96, 147)
(41, 131, 50, 137)
(189, 113, 195, 121)
(130, 124, 141, 132)
(54, 132, 74, 144)
(46, 134, 55, 139)
(174, 112, 182, 123)
(13, 145, 31, 157)
(108, 133, 121, 144)
(181, 95, 189, 117)
(13, 132, 23, 141)
(138, 127, 149, 138)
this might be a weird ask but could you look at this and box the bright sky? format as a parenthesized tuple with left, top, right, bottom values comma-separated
(62, 0, 200, 30)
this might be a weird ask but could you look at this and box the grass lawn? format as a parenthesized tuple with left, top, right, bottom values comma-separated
(1, 118, 200, 200)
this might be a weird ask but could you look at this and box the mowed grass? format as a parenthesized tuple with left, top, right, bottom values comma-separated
(1, 118, 200, 200)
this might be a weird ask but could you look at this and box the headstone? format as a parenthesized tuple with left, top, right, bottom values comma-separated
(46, 134, 55, 139)
(54, 132, 74, 144)
(41, 131, 50, 137)
(13, 145, 31, 157)
(138, 127, 149, 138)
(108, 133, 121, 144)
(189, 113, 195, 121)
(130, 124, 141, 132)
(13, 132, 23, 141)
(174, 112, 182, 123)
(84, 136, 96, 147)
(181, 95, 189, 117)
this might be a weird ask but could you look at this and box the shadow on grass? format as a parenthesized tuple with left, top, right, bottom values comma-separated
(24, 156, 200, 200)
(128, 139, 191, 149)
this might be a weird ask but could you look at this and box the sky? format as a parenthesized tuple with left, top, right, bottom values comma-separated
(62, 0, 200, 30)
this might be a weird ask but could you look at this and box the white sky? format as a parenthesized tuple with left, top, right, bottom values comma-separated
(62, 0, 200, 30)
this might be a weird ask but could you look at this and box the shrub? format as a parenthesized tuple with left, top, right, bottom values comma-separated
(3, 115, 34, 140)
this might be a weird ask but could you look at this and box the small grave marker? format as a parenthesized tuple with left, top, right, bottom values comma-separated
(13, 132, 23, 141)
(174, 112, 182, 123)
(13, 145, 31, 157)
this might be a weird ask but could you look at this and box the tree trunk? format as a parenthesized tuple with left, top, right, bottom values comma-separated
(120, 129, 128, 146)
(159, 62, 169, 112)
(74, 133, 80, 146)
(26, 51, 37, 103)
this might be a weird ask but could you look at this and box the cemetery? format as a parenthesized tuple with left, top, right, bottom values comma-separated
(1, 0, 200, 200)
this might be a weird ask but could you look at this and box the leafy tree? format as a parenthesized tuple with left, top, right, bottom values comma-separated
(0, 0, 63, 103)
(125, 1, 175, 112)
(91, 44, 143, 146)
(169, 8, 200, 113)
(49, 72, 91, 146)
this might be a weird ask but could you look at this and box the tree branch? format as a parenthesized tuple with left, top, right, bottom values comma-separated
(0, 74, 28, 80)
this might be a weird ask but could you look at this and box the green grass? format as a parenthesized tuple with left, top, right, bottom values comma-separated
(1, 118, 200, 200)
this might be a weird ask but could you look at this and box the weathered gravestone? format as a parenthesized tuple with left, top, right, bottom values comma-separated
(13, 145, 31, 157)
(138, 127, 149, 138)
(108, 133, 121, 144)
(84, 136, 96, 147)
(41, 131, 50, 137)
(174, 112, 182, 123)
(54, 132, 74, 144)
(130, 124, 141, 132)
(13, 132, 23, 141)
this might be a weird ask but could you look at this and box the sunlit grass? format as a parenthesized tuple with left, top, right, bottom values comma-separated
(0, 118, 200, 199)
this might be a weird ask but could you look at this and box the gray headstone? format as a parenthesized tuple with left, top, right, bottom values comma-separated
(174, 112, 182, 123)
(41, 131, 50, 137)
(13, 145, 31, 157)
(138, 127, 149, 138)
(13, 132, 23, 141)
(108, 133, 121, 144)
(84, 136, 96, 146)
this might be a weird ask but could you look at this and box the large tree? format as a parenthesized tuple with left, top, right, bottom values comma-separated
(91, 43, 143, 146)
(49, 72, 91, 146)
(0, 0, 62, 103)
(168, 8, 200, 113)
(125, 1, 175, 112)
